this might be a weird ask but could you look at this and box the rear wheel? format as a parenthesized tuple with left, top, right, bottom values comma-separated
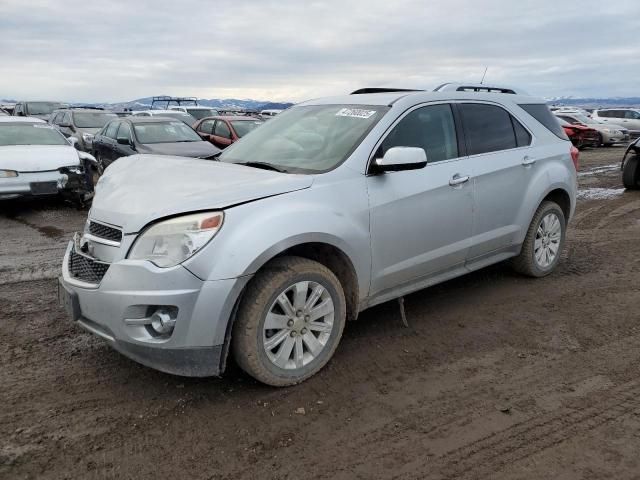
(232, 256, 346, 386)
(622, 155, 640, 190)
(511, 201, 566, 277)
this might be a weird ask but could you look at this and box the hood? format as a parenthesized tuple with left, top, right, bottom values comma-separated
(91, 155, 314, 233)
(0, 145, 80, 172)
(140, 141, 219, 158)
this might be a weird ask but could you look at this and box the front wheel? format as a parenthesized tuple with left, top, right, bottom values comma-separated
(232, 256, 346, 386)
(511, 201, 566, 277)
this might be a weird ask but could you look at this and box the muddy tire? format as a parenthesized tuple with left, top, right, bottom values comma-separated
(622, 155, 640, 190)
(511, 201, 566, 277)
(232, 256, 346, 387)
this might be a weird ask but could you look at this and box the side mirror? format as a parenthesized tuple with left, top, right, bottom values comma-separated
(373, 147, 427, 173)
(117, 136, 131, 145)
(68, 136, 78, 148)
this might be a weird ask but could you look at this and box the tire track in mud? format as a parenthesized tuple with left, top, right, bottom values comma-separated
(310, 333, 640, 480)
(428, 380, 640, 480)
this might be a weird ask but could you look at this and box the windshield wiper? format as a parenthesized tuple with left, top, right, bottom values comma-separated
(238, 161, 288, 173)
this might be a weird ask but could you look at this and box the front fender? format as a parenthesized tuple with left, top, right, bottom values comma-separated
(183, 175, 372, 300)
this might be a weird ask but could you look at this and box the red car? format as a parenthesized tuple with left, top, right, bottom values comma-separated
(193, 116, 264, 149)
(557, 118, 599, 149)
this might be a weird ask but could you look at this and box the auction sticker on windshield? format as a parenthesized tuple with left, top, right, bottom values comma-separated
(335, 108, 377, 119)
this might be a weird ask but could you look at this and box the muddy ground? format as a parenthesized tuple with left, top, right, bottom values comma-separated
(1, 148, 639, 480)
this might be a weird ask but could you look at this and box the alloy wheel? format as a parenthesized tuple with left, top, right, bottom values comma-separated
(534, 212, 562, 268)
(262, 281, 335, 370)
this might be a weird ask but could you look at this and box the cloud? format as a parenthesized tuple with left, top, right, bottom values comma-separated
(1, 0, 639, 102)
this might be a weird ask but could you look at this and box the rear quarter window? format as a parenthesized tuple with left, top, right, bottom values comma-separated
(519, 104, 568, 140)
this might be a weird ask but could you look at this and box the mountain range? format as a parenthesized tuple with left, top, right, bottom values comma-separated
(3, 95, 640, 109)
(0, 96, 294, 112)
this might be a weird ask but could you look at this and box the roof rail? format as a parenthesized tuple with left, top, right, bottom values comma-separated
(433, 82, 526, 95)
(351, 88, 424, 95)
(151, 96, 199, 109)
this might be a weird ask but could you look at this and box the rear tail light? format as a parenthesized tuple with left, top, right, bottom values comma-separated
(570, 146, 579, 170)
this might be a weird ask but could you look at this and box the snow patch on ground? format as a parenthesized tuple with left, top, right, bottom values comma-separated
(577, 187, 625, 200)
(578, 164, 620, 177)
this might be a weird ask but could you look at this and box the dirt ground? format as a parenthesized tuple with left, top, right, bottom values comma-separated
(1, 147, 639, 480)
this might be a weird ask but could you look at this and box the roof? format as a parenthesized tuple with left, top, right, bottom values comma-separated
(123, 116, 187, 124)
(169, 105, 217, 110)
(0, 116, 46, 123)
(200, 115, 264, 122)
(298, 89, 545, 108)
(137, 110, 191, 115)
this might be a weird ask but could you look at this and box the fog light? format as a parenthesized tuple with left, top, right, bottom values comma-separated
(150, 309, 176, 335)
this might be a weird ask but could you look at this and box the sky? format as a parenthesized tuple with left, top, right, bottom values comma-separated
(1, 0, 639, 103)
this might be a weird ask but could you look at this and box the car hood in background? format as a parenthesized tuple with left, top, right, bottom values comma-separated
(91, 155, 313, 232)
(0, 145, 80, 172)
(139, 141, 220, 158)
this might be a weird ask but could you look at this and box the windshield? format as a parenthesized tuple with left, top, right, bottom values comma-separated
(26, 102, 63, 115)
(0, 124, 68, 146)
(133, 121, 202, 144)
(156, 112, 197, 125)
(74, 112, 117, 128)
(188, 108, 218, 120)
(219, 104, 388, 173)
(231, 120, 263, 138)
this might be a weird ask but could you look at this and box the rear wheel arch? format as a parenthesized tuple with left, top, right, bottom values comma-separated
(541, 188, 572, 224)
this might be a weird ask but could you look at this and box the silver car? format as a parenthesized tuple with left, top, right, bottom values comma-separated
(555, 112, 629, 146)
(59, 84, 577, 386)
(592, 108, 640, 139)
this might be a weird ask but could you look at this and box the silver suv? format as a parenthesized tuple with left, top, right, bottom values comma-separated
(58, 84, 577, 386)
(592, 108, 640, 138)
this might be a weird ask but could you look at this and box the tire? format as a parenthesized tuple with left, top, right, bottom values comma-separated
(597, 133, 604, 147)
(511, 201, 566, 278)
(622, 155, 640, 190)
(232, 256, 346, 386)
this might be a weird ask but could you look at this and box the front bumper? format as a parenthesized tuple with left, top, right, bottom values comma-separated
(601, 131, 630, 145)
(59, 240, 250, 377)
(0, 170, 78, 200)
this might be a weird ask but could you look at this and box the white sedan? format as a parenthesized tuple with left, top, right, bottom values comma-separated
(0, 117, 96, 200)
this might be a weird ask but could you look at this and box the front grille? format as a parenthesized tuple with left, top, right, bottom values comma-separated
(69, 250, 110, 284)
(89, 221, 122, 243)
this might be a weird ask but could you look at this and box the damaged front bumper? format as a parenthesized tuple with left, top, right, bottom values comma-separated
(0, 168, 87, 200)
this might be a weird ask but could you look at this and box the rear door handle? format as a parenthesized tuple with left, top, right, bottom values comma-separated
(449, 174, 470, 186)
(522, 156, 536, 166)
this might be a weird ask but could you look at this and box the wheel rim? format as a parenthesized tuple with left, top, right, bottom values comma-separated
(262, 281, 335, 370)
(534, 212, 562, 268)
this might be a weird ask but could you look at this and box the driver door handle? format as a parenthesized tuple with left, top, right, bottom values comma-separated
(522, 156, 536, 166)
(449, 174, 470, 186)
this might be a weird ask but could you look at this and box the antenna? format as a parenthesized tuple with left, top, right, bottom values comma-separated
(480, 67, 488, 84)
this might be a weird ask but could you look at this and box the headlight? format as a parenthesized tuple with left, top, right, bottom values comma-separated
(82, 133, 94, 143)
(602, 128, 611, 133)
(128, 211, 224, 267)
(0, 170, 18, 178)
(60, 165, 83, 174)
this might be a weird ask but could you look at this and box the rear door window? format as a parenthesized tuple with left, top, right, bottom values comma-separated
(199, 119, 215, 134)
(116, 123, 132, 141)
(379, 103, 458, 163)
(519, 103, 568, 140)
(105, 121, 120, 139)
(460, 103, 517, 155)
(512, 116, 532, 147)
(214, 120, 231, 138)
